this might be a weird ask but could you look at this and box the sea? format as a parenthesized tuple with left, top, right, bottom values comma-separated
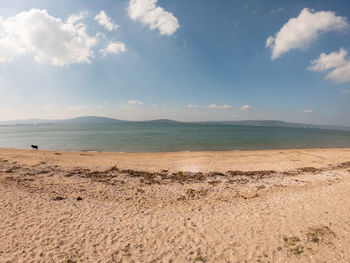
(0, 122, 350, 152)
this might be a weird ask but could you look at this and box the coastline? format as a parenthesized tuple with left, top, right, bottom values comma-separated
(1, 147, 350, 262)
(1, 147, 350, 172)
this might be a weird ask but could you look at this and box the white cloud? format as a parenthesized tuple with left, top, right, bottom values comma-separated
(303, 110, 313, 113)
(67, 11, 88, 24)
(309, 48, 348, 72)
(123, 100, 144, 105)
(0, 9, 97, 66)
(187, 104, 199, 109)
(266, 8, 349, 59)
(239, 104, 251, 110)
(94, 10, 119, 31)
(100, 42, 127, 56)
(207, 104, 232, 109)
(24, 104, 33, 108)
(265, 36, 274, 48)
(309, 48, 350, 83)
(128, 0, 179, 36)
(325, 62, 350, 83)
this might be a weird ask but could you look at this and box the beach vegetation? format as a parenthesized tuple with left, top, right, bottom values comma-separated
(283, 236, 304, 255)
(306, 226, 336, 244)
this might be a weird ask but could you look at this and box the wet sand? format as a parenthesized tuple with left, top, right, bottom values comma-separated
(0, 147, 350, 262)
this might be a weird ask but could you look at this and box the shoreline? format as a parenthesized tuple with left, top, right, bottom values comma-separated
(2, 145, 350, 153)
(2, 145, 350, 154)
(1, 147, 350, 172)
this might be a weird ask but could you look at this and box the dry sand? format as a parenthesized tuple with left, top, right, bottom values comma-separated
(0, 147, 350, 262)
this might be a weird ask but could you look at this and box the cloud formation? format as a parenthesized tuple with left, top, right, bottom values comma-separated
(67, 11, 88, 24)
(128, 0, 179, 36)
(95, 10, 119, 31)
(207, 104, 232, 109)
(123, 100, 144, 105)
(303, 110, 313, 113)
(266, 8, 348, 59)
(187, 104, 199, 109)
(0, 9, 97, 66)
(239, 105, 251, 110)
(100, 42, 127, 56)
(309, 48, 350, 83)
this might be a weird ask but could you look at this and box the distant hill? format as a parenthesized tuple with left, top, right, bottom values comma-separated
(199, 120, 350, 130)
(0, 116, 124, 126)
(203, 120, 350, 131)
(56, 116, 125, 124)
(0, 116, 349, 131)
(143, 119, 182, 124)
(0, 118, 53, 126)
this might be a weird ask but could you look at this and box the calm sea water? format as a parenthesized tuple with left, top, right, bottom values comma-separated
(0, 122, 350, 152)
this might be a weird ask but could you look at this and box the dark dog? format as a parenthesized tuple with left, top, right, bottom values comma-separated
(31, 145, 38, 150)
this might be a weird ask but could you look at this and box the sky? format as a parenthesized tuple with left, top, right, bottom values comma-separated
(0, 0, 349, 125)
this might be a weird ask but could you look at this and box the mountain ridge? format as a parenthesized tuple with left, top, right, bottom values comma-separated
(0, 116, 349, 131)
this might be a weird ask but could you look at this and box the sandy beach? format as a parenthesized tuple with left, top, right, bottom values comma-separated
(1, 147, 350, 262)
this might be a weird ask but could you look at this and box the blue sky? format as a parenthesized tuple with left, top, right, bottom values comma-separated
(0, 0, 349, 125)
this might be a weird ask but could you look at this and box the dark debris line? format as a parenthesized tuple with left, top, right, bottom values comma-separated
(0, 157, 350, 186)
